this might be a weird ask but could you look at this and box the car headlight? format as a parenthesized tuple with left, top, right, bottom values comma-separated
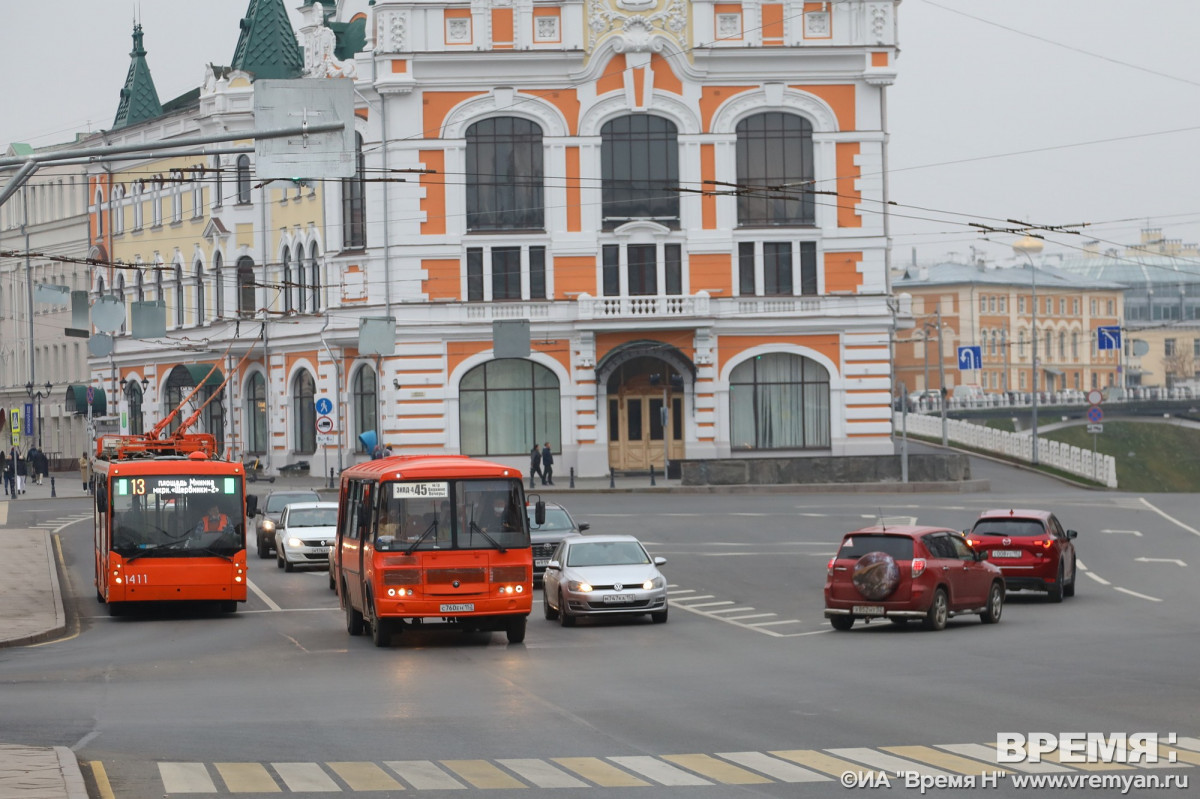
(567, 580, 593, 593)
(287, 537, 302, 548)
(643, 576, 664, 590)
(262, 519, 276, 533)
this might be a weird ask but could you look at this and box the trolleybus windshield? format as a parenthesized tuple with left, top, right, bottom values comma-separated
(376, 478, 527, 553)
(110, 474, 244, 559)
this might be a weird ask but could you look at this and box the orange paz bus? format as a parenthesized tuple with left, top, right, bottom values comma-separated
(93, 433, 255, 616)
(333, 455, 541, 646)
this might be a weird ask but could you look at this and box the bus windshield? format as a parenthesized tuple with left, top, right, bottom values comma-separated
(110, 474, 244, 558)
(375, 478, 528, 552)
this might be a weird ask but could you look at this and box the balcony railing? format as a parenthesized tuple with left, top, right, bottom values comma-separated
(577, 292, 710, 320)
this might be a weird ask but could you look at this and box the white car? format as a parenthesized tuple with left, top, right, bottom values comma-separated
(274, 502, 339, 572)
(542, 534, 668, 626)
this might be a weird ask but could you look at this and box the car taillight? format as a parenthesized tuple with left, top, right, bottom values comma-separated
(911, 558, 927, 578)
(966, 538, 980, 547)
(1033, 539, 1053, 548)
(827, 556, 837, 573)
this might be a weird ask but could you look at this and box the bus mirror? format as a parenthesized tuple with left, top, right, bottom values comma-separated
(246, 495, 259, 517)
(535, 500, 546, 526)
(96, 487, 108, 514)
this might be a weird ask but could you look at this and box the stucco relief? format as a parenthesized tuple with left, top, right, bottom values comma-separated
(709, 88, 839, 135)
(579, 91, 700, 136)
(375, 10, 409, 54)
(587, 0, 688, 56)
(441, 94, 570, 140)
(869, 2, 892, 43)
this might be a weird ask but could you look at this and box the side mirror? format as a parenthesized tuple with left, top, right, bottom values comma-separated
(579, 522, 591, 532)
(1067, 529, 1078, 539)
(95, 485, 109, 514)
(546, 560, 561, 571)
(653, 556, 667, 566)
(535, 500, 546, 526)
(975, 549, 989, 561)
(245, 495, 259, 517)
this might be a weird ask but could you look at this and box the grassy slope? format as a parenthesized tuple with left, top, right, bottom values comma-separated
(1043, 422, 1200, 493)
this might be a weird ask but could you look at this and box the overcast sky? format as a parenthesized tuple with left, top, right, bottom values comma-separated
(3, 0, 1198, 263)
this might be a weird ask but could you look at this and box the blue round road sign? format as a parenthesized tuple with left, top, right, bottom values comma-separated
(315, 397, 333, 415)
(1087, 406, 1103, 423)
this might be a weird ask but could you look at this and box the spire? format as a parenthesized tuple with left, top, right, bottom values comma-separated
(230, 0, 305, 81)
(112, 23, 163, 129)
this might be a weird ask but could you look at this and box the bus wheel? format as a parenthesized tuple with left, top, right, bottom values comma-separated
(371, 616, 391, 648)
(344, 586, 364, 636)
(506, 615, 527, 644)
(221, 600, 238, 614)
(108, 601, 125, 618)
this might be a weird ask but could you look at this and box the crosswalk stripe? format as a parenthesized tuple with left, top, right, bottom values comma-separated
(159, 762, 216, 793)
(672, 595, 716, 603)
(552, 757, 649, 787)
(770, 749, 868, 777)
(884, 746, 997, 775)
(272, 763, 340, 792)
(826, 747, 955, 778)
(748, 619, 802, 627)
(326, 762, 405, 791)
(384, 761, 465, 789)
(607, 756, 712, 785)
(1176, 737, 1200, 753)
(718, 751, 829, 782)
(937, 744, 1071, 774)
(440, 759, 527, 789)
(680, 601, 736, 609)
(661, 753, 772, 784)
(496, 759, 588, 788)
(1041, 747, 1135, 772)
(723, 613, 777, 621)
(215, 762, 281, 792)
(1160, 746, 1200, 766)
(708, 606, 756, 614)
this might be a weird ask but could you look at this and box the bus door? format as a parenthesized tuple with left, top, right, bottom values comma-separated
(338, 480, 373, 610)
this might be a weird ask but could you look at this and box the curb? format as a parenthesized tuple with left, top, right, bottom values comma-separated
(0, 530, 68, 649)
(55, 746, 90, 799)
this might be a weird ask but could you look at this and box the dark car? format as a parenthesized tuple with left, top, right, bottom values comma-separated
(966, 509, 1078, 602)
(528, 501, 589, 584)
(824, 525, 1005, 631)
(254, 489, 322, 558)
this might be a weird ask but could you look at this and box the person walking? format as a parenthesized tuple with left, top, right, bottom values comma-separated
(541, 442, 554, 486)
(14, 448, 27, 495)
(31, 447, 47, 486)
(79, 452, 91, 494)
(2, 451, 12, 498)
(529, 443, 544, 485)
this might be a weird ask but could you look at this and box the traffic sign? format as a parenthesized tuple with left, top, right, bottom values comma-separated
(1097, 326, 1122, 351)
(316, 415, 334, 434)
(957, 346, 982, 370)
(86, 386, 95, 404)
(1087, 406, 1104, 423)
(317, 433, 337, 446)
(1087, 424, 1104, 434)
(315, 397, 333, 415)
(1086, 389, 1104, 405)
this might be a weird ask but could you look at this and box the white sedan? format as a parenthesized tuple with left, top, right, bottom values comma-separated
(274, 502, 339, 572)
(542, 534, 668, 626)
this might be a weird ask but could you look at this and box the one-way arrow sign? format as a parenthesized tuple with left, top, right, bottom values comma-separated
(957, 345, 982, 370)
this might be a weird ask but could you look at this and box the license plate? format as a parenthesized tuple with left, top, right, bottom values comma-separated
(311, 547, 330, 554)
(992, 550, 1022, 558)
(439, 603, 474, 613)
(603, 594, 634, 604)
(852, 605, 885, 615)
(534, 558, 550, 567)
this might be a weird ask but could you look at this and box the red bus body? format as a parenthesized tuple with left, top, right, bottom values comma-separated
(333, 455, 533, 645)
(93, 435, 248, 615)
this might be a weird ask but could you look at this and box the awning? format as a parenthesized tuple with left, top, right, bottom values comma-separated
(64, 385, 107, 415)
(1043, 368, 1065, 377)
(168, 363, 224, 388)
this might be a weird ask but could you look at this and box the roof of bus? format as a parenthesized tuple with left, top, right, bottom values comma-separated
(340, 454, 519, 481)
(94, 457, 246, 477)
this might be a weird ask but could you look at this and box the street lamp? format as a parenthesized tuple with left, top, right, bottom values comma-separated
(1013, 235, 1044, 465)
(25, 380, 52, 450)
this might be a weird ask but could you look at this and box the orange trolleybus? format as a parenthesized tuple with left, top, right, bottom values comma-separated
(92, 431, 254, 616)
(332, 455, 541, 646)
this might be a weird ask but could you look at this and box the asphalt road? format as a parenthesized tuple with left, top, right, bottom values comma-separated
(2, 456, 1198, 798)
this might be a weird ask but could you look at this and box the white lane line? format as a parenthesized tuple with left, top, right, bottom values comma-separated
(723, 613, 778, 621)
(159, 763, 217, 793)
(707, 606, 757, 615)
(777, 628, 834, 637)
(680, 601, 736, 609)
(1101, 529, 1143, 536)
(498, 759, 588, 788)
(1139, 497, 1200, 538)
(1114, 587, 1163, 603)
(385, 761, 466, 789)
(671, 595, 717, 603)
(1135, 557, 1187, 566)
(937, 744, 1071, 774)
(246, 579, 283, 611)
(748, 619, 803, 627)
(1084, 572, 1111, 586)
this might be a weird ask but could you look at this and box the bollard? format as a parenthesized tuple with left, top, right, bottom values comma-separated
(328, 467, 335, 489)
(50, 476, 56, 498)
(609, 469, 615, 489)
(569, 467, 575, 489)
(650, 464, 656, 486)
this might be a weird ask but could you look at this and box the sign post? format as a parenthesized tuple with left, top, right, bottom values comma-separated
(1086, 389, 1104, 483)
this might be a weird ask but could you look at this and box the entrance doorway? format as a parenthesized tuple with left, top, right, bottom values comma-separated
(606, 357, 684, 472)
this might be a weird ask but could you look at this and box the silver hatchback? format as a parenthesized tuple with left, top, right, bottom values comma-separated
(542, 534, 668, 626)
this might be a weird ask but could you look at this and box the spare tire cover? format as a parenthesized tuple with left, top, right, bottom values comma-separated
(852, 551, 900, 600)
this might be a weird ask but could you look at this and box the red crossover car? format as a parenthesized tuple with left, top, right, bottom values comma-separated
(966, 509, 1077, 602)
(824, 526, 1005, 631)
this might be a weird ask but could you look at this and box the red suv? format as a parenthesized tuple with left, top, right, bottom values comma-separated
(824, 526, 1005, 631)
(966, 509, 1077, 602)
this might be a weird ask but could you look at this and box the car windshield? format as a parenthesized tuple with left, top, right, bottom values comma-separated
(566, 540, 649, 567)
(529, 508, 573, 531)
(836, 534, 914, 560)
(266, 493, 319, 513)
(972, 518, 1045, 537)
(288, 508, 337, 527)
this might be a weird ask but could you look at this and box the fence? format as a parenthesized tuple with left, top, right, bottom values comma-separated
(896, 413, 1117, 488)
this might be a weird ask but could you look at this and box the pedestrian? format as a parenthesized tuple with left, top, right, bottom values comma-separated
(14, 448, 27, 494)
(2, 452, 12, 498)
(529, 443, 544, 485)
(541, 442, 554, 486)
(79, 452, 91, 493)
(31, 447, 47, 486)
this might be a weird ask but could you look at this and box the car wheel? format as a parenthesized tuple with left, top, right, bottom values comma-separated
(328, 569, 336, 591)
(650, 603, 668, 624)
(257, 537, 271, 559)
(506, 615, 527, 643)
(922, 588, 948, 631)
(1063, 558, 1077, 598)
(344, 584, 364, 636)
(558, 591, 576, 627)
(276, 549, 284, 569)
(829, 615, 854, 631)
(543, 589, 559, 620)
(1048, 563, 1064, 603)
(283, 554, 294, 573)
(980, 581, 1004, 624)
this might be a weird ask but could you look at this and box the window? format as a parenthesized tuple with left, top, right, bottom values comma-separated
(237, 256, 256, 316)
(1107, 299, 1114, 315)
(735, 112, 814, 226)
(999, 296, 1006, 312)
(352, 366, 378, 453)
(194, 261, 205, 324)
(213, 156, 223, 208)
(1018, 331, 1026, 359)
(151, 180, 162, 227)
(112, 186, 125, 234)
(736, 241, 817, 296)
(213, 252, 223, 318)
(465, 245, 547, 301)
(1193, 339, 1200, 359)
(294, 245, 306, 314)
(245, 372, 267, 455)
(492, 246, 522, 299)
(1165, 338, 1176, 357)
(132, 182, 143, 230)
(730, 353, 830, 449)
(282, 248, 294, 313)
(1058, 331, 1065, 360)
(1091, 298, 1098, 315)
(466, 117, 543, 231)
(124, 381, 145, 435)
(293, 369, 316, 454)
(600, 243, 683, 297)
(342, 133, 366, 248)
(1018, 296, 1025, 314)
(601, 115, 679, 229)
(308, 243, 321, 311)
(236, 155, 251, 204)
(191, 168, 203, 216)
(1071, 331, 1079, 361)
(1072, 298, 1079, 315)
(980, 296, 987, 313)
(175, 265, 185, 327)
(1059, 298, 1066, 315)
(459, 359, 561, 456)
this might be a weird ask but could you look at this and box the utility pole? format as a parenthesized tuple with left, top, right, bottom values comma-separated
(937, 306, 947, 446)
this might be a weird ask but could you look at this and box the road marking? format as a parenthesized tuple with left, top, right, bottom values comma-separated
(828, 747, 955, 778)
(497, 758, 588, 788)
(679, 600, 736, 609)
(246, 579, 283, 611)
(884, 745, 997, 775)
(159, 762, 217, 793)
(608, 756, 712, 785)
(326, 762, 405, 791)
(1114, 587, 1163, 602)
(1138, 498, 1200, 538)
(273, 763, 340, 792)
(1135, 557, 1187, 566)
(748, 619, 803, 627)
(215, 762, 280, 792)
(937, 744, 1071, 774)
(441, 759, 526, 789)
(707, 606, 757, 615)
(89, 761, 116, 799)
(1084, 571, 1111, 585)
(723, 613, 777, 621)
(1102, 529, 1142, 536)
(671, 594, 717, 603)
(771, 749, 874, 778)
(661, 753, 772, 784)
(719, 752, 830, 782)
(385, 760, 465, 789)
(552, 757, 649, 787)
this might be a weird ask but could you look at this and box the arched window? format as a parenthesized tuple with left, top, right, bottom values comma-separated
(341, 132, 366, 248)
(308, 242, 321, 312)
(135, 268, 145, 303)
(124, 381, 144, 435)
(293, 369, 316, 454)
(174, 264, 185, 327)
(245, 372, 267, 455)
(213, 155, 223, 208)
(154, 263, 163, 303)
(736, 112, 814, 226)
(115, 274, 127, 335)
(352, 365, 378, 453)
(281, 247, 294, 313)
(213, 252, 223, 318)
(466, 117, 544, 231)
(237, 256, 256, 316)
(97, 275, 106, 299)
(294, 244, 306, 314)
(112, 185, 125, 234)
(194, 260, 205, 323)
(94, 188, 105, 238)
(459, 359, 560, 456)
(601, 115, 679, 230)
(236, 155, 251, 205)
(729, 353, 830, 449)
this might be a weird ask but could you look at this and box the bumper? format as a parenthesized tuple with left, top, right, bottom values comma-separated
(825, 606, 928, 619)
(562, 589, 667, 616)
(1002, 576, 1054, 592)
(280, 544, 330, 565)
